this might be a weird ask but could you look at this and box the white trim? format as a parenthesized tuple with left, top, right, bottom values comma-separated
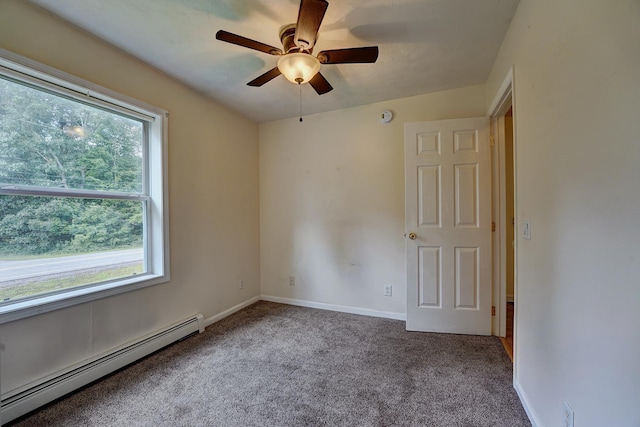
(489, 67, 515, 339)
(260, 295, 406, 321)
(203, 296, 261, 327)
(494, 113, 508, 337)
(514, 379, 540, 427)
(0, 185, 149, 200)
(0, 273, 167, 324)
(488, 67, 514, 116)
(0, 48, 162, 120)
(491, 116, 504, 336)
(488, 66, 519, 383)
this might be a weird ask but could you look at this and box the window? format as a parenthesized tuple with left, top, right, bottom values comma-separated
(0, 49, 169, 323)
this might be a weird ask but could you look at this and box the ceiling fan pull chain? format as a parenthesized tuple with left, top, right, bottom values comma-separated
(299, 82, 303, 122)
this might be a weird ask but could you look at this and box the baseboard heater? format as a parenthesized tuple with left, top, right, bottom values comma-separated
(1, 313, 204, 424)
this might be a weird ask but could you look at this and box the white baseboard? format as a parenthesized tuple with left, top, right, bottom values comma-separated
(260, 295, 406, 321)
(203, 295, 261, 327)
(514, 378, 540, 427)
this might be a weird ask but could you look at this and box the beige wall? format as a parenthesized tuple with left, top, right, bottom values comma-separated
(487, 0, 640, 425)
(0, 1, 260, 394)
(259, 86, 486, 316)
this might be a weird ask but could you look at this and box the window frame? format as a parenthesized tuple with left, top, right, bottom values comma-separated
(0, 48, 170, 324)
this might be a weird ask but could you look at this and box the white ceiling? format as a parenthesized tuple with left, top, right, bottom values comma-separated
(30, 0, 520, 123)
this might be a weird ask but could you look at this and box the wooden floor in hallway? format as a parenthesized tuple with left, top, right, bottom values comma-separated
(500, 302, 514, 361)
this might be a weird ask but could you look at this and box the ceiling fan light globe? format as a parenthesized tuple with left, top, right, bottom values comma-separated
(277, 53, 321, 84)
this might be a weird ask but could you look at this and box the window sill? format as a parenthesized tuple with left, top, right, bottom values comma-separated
(0, 273, 169, 325)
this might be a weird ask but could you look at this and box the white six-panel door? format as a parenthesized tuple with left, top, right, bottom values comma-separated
(405, 117, 491, 335)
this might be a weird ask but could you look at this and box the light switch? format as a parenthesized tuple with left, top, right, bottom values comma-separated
(522, 219, 531, 240)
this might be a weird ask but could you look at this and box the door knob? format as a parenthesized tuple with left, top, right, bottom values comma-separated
(407, 232, 417, 240)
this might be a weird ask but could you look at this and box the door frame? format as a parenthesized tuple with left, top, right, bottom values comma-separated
(488, 68, 517, 347)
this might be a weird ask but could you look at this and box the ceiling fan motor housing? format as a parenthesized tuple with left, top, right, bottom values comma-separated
(280, 24, 307, 54)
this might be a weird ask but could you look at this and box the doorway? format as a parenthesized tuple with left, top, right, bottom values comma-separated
(501, 107, 515, 360)
(489, 68, 517, 363)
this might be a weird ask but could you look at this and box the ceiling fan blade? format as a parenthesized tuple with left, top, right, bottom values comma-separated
(317, 46, 379, 64)
(216, 30, 283, 55)
(247, 67, 282, 87)
(309, 72, 333, 95)
(294, 0, 329, 50)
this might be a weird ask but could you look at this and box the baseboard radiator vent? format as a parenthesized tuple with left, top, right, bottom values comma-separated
(1, 313, 204, 424)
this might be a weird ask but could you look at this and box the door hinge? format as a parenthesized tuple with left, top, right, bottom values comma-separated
(490, 134, 495, 146)
(492, 222, 496, 232)
(492, 306, 496, 316)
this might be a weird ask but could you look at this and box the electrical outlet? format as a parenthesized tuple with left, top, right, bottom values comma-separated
(289, 276, 295, 286)
(239, 279, 244, 289)
(384, 285, 392, 297)
(563, 401, 574, 427)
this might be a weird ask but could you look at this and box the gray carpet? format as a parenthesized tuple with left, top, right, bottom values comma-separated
(11, 301, 530, 426)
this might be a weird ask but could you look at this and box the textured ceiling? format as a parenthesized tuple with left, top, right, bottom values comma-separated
(30, 0, 520, 123)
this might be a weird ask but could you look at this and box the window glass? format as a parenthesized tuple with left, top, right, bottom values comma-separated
(0, 195, 144, 302)
(0, 77, 144, 193)
(0, 58, 166, 316)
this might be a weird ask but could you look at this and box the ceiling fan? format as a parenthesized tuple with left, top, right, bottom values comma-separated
(216, 0, 379, 95)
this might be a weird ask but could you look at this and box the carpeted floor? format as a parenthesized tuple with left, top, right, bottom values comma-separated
(10, 301, 530, 426)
